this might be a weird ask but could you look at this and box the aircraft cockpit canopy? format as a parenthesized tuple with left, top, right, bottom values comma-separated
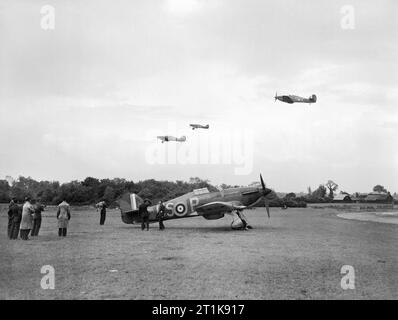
(193, 188, 210, 195)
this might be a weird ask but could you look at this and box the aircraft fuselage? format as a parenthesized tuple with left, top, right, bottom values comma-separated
(157, 135, 186, 143)
(275, 94, 317, 104)
(120, 186, 264, 224)
(190, 124, 209, 130)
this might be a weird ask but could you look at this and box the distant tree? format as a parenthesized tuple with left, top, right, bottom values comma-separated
(0, 180, 10, 202)
(103, 186, 115, 204)
(53, 180, 91, 205)
(325, 180, 338, 199)
(0, 175, 231, 206)
(10, 186, 26, 202)
(13, 176, 40, 199)
(81, 177, 101, 200)
(189, 177, 208, 185)
(373, 185, 388, 193)
(82, 177, 100, 188)
(36, 181, 60, 203)
(312, 185, 327, 200)
(307, 186, 312, 195)
(138, 187, 152, 200)
(285, 192, 296, 199)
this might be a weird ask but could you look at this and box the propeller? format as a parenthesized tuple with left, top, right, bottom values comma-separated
(264, 198, 270, 218)
(260, 174, 272, 218)
(274, 92, 278, 102)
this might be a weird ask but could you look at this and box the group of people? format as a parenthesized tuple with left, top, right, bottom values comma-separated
(7, 197, 71, 240)
(6, 196, 165, 239)
(139, 199, 166, 231)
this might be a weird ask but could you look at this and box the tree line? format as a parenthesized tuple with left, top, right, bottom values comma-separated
(0, 176, 307, 208)
(0, 176, 218, 206)
(0, 176, 393, 208)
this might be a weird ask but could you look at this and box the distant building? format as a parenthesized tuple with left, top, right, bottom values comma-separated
(365, 192, 393, 203)
(333, 193, 352, 202)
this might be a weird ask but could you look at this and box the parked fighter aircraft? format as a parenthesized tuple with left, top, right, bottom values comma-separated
(190, 124, 209, 130)
(116, 174, 274, 230)
(157, 135, 186, 143)
(274, 92, 317, 104)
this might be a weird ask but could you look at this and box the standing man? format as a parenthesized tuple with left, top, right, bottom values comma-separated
(96, 200, 107, 225)
(156, 200, 166, 230)
(20, 197, 35, 240)
(139, 199, 151, 231)
(7, 199, 15, 239)
(57, 200, 71, 237)
(9, 199, 21, 240)
(31, 202, 45, 237)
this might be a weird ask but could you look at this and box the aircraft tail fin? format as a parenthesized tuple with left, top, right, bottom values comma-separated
(310, 94, 317, 103)
(116, 192, 143, 224)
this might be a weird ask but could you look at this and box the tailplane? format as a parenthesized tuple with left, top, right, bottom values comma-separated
(310, 94, 317, 103)
(116, 192, 143, 224)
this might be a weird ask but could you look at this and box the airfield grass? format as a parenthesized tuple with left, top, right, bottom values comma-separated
(0, 207, 397, 299)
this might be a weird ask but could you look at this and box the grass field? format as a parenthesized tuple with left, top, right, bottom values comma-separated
(0, 207, 397, 299)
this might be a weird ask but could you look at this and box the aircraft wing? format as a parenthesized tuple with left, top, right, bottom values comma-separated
(157, 136, 169, 142)
(195, 201, 246, 215)
(285, 96, 294, 103)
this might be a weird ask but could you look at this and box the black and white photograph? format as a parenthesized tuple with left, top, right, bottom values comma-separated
(0, 0, 397, 305)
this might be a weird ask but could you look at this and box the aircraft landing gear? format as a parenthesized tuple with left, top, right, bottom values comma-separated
(232, 210, 252, 230)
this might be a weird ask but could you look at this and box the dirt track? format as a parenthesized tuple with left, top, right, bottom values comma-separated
(0, 207, 397, 299)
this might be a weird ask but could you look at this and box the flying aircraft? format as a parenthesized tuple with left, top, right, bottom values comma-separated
(274, 92, 317, 104)
(157, 135, 186, 143)
(189, 124, 209, 130)
(116, 174, 274, 230)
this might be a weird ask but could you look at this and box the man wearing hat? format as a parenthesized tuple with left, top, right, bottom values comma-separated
(20, 197, 35, 240)
(139, 199, 152, 231)
(156, 200, 166, 230)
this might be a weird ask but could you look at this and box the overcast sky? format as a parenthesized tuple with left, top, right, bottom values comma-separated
(0, 0, 397, 192)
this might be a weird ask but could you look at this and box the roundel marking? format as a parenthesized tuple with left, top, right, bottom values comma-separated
(174, 203, 187, 217)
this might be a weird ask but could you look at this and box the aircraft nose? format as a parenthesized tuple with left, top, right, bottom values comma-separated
(259, 187, 272, 197)
(264, 188, 272, 196)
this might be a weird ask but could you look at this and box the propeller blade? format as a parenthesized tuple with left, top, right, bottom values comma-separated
(260, 174, 271, 218)
(260, 174, 265, 190)
(264, 197, 270, 218)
